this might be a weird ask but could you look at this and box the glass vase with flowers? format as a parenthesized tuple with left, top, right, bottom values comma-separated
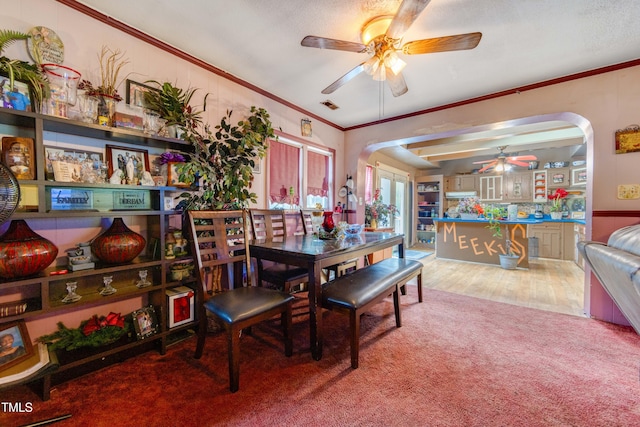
(365, 189, 399, 227)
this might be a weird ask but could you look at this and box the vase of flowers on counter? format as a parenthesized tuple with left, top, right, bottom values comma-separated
(457, 197, 484, 219)
(548, 188, 568, 219)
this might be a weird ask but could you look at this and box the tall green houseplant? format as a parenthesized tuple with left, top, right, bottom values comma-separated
(175, 106, 275, 210)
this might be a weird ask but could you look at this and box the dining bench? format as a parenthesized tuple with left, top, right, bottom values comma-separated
(321, 257, 424, 368)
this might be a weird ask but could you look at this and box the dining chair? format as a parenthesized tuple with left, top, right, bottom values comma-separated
(187, 209, 294, 393)
(300, 209, 358, 280)
(248, 209, 309, 293)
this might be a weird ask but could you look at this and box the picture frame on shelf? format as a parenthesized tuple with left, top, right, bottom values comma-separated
(44, 146, 104, 182)
(2, 137, 35, 180)
(166, 286, 195, 328)
(106, 145, 150, 179)
(167, 162, 189, 187)
(131, 305, 159, 340)
(0, 77, 33, 112)
(125, 79, 156, 109)
(0, 320, 34, 373)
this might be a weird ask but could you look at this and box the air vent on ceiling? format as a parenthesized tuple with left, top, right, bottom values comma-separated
(320, 100, 339, 110)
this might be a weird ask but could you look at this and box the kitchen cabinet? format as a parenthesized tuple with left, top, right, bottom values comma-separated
(502, 171, 532, 202)
(0, 108, 196, 399)
(547, 167, 570, 188)
(479, 175, 502, 201)
(528, 222, 563, 259)
(444, 174, 478, 192)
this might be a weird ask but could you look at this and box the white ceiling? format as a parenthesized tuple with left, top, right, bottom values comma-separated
(74, 0, 640, 167)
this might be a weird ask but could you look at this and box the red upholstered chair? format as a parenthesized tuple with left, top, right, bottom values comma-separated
(187, 209, 294, 393)
(249, 209, 309, 293)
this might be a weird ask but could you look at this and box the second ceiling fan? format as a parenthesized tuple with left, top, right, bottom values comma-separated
(473, 146, 538, 173)
(300, 0, 482, 97)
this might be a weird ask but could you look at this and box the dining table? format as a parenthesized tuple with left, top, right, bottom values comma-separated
(249, 231, 405, 360)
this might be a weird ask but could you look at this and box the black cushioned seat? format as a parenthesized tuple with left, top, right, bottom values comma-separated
(205, 287, 295, 324)
(322, 257, 423, 368)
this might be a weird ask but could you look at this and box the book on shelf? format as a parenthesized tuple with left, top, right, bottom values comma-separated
(0, 300, 28, 318)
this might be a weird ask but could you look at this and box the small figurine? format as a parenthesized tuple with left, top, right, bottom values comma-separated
(140, 170, 155, 186)
(110, 168, 123, 184)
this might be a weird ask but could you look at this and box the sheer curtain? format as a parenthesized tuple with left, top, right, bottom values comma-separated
(268, 140, 300, 207)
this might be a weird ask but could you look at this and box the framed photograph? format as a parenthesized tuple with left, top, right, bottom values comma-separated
(2, 137, 35, 180)
(0, 320, 34, 373)
(125, 80, 156, 109)
(131, 305, 159, 340)
(167, 161, 189, 188)
(106, 145, 150, 179)
(0, 77, 33, 112)
(44, 146, 104, 182)
(166, 286, 195, 328)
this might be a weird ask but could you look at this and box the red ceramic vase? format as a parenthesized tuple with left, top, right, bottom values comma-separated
(322, 211, 335, 232)
(91, 218, 146, 264)
(0, 220, 59, 279)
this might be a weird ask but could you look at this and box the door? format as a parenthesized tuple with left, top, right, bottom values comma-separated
(378, 169, 408, 242)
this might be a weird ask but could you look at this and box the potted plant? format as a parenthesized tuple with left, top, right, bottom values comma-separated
(485, 206, 519, 269)
(548, 188, 568, 220)
(173, 106, 274, 210)
(77, 46, 129, 126)
(365, 189, 399, 228)
(143, 80, 205, 137)
(0, 29, 48, 112)
(456, 197, 484, 219)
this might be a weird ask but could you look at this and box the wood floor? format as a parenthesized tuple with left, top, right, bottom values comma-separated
(416, 253, 586, 317)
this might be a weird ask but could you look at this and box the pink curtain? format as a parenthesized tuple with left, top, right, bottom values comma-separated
(307, 151, 329, 196)
(269, 140, 300, 202)
(365, 165, 373, 203)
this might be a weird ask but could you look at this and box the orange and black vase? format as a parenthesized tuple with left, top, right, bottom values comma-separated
(0, 219, 58, 279)
(91, 218, 146, 264)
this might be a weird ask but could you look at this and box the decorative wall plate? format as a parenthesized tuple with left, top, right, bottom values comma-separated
(27, 26, 64, 64)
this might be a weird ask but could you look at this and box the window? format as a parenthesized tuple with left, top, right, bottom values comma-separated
(268, 136, 334, 209)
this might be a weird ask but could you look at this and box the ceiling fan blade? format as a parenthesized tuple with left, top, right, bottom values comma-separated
(507, 160, 532, 168)
(473, 159, 495, 165)
(402, 32, 482, 55)
(386, 69, 408, 97)
(508, 155, 538, 161)
(321, 63, 366, 94)
(301, 36, 367, 53)
(386, 0, 432, 40)
(478, 163, 494, 173)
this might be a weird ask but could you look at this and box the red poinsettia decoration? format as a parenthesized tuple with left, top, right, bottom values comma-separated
(548, 188, 569, 212)
(82, 312, 125, 336)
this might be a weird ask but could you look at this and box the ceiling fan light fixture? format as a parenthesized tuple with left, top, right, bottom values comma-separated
(372, 63, 386, 81)
(363, 55, 380, 75)
(361, 16, 393, 45)
(384, 50, 406, 75)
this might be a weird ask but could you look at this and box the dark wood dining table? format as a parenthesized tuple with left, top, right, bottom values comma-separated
(249, 231, 405, 360)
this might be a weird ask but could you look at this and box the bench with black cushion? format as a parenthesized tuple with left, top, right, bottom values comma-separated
(321, 257, 424, 368)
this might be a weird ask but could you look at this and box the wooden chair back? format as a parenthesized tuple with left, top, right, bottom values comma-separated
(300, 209, 322, 235)
(187, 210, 251, 296)
(249, 209, 289, 240)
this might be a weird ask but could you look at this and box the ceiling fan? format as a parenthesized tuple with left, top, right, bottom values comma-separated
(473, 146, 538, 173)
(300, 0, 482, 97)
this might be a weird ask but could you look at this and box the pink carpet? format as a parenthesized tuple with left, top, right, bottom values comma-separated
(3, 287, 640, 427)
